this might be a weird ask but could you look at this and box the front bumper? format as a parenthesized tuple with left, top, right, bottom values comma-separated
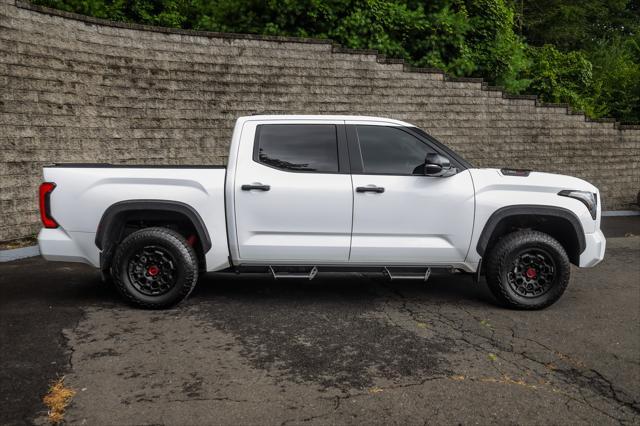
(579, 229, 606, 268)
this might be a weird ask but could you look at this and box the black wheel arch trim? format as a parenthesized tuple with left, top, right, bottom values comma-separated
(95, 199, 212, 254)
(476, 205, 586, 257)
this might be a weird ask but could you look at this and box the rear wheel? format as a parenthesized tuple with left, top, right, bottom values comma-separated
(485, 230, 570, 310)
(111, 227, 198, 309)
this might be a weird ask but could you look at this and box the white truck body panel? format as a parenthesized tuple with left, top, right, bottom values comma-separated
(350, 171, 475, 264)
(465, 168, 603, 267)
(39, 167, 230, 271)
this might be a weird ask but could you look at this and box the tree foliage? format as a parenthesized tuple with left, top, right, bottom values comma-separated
(34, 0, 640, 122)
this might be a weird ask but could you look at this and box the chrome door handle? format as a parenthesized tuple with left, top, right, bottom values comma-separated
(241, 184, 271, 191)
(356, 186, 385, 193)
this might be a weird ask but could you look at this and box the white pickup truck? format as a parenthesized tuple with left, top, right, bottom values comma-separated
(38, 115, 606, 309)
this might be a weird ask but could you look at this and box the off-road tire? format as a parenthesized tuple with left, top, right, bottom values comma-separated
(485, 230, 570, 310)
(111, 227, 198, 309)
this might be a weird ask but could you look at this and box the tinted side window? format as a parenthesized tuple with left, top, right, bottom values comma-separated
(356, 126, 435, 175)
(255, 124, 339, 173)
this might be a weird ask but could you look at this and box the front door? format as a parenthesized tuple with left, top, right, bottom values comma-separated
(347, 122, 475, 264)
(234, 120, 353, 263)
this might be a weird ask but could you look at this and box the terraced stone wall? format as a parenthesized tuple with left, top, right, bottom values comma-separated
(1, 0, 638, 240)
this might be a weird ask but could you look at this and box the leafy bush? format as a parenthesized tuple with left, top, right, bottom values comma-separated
(526, 45, 597, 115)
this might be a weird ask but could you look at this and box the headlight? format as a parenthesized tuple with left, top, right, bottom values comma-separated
(558, 190, 597, 220)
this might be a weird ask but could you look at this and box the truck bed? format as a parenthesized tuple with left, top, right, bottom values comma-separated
(47, 163, 226, 168)
(39, 164, 231, 271)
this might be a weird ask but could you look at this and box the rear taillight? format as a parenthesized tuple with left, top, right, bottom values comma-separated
(39, 182, 58, 228)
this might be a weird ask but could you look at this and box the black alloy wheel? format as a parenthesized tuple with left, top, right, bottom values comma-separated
(127, 245, 178, 296)
(111, 227, 199, 309)
(507, 248, 556, 298)
(485, 230, 570, 310)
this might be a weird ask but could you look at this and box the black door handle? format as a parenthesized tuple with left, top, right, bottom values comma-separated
(241, 184, 271, 191)
(356, 186, 385, 193)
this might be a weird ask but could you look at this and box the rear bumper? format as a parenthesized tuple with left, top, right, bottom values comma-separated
(38, 228, 99, 267)
(579, 229, 606, 267)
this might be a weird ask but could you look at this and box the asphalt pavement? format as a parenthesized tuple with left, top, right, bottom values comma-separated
(1, 218, 639, 425)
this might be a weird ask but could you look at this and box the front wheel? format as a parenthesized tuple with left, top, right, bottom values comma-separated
(485, 230, 570, 310)
(111, 227, 199, 309)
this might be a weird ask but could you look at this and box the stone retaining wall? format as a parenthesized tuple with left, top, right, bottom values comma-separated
(1, 0, 638, 240)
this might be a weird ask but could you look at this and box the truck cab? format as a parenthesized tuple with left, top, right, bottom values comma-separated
(228, 116, 475, 268)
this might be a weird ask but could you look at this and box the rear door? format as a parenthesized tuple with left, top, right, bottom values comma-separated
(233, 120, 353, 263)
(346, 121, 475, 264)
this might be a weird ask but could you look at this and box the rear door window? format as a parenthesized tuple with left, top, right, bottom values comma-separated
(254, 124, 339, 173)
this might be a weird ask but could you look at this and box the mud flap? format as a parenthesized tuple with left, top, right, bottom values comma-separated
(473, 258, 482, 284)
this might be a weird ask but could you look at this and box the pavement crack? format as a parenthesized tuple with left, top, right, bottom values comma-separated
(371, 280, 639, 423)
(280, 411, 335, 426)
(166, 396, 250, 403)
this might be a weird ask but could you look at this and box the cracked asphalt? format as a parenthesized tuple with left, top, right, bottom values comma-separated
(1, 217, 639, 425)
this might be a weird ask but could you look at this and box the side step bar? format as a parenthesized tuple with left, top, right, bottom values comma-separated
(269, 266, 318, 280)
(383, 267, 431, 282)
(260, 265, 435, 282)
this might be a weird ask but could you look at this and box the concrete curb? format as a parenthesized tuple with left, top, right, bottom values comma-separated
(602, 210, 640, 217)
(607, 236, 640, 249)
(0, 245, 40, 262)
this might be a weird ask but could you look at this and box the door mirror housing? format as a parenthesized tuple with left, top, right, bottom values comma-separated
(424, 153, 453, 176)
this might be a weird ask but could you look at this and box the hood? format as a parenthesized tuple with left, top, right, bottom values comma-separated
(469, 168, 598, 195)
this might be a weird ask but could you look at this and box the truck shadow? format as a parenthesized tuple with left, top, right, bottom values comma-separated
(0, 257, 495, 309)
(194, 271, 496, 308)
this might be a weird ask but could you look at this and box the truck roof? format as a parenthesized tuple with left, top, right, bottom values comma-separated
(238, 115, 416, 127)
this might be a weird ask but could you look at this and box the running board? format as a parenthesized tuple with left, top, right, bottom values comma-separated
(383, 267, 431, 282)
(269, 266, 318, 280)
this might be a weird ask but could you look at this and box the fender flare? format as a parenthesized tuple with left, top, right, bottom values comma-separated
(476, 205, 586, 257)
(95, 199, 212, 253)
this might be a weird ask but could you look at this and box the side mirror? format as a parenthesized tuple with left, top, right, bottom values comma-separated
(424, 153, 452, 176)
